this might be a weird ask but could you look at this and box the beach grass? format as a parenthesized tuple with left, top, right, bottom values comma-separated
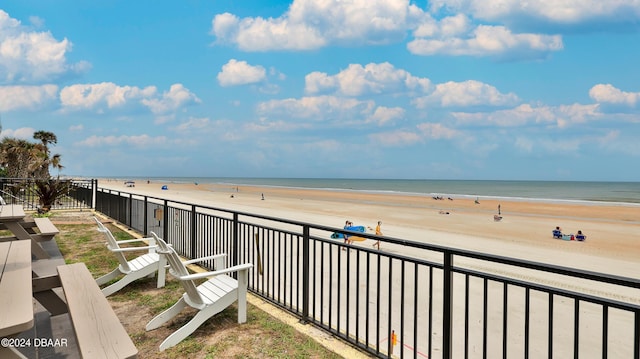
(54, 220, 344, 359)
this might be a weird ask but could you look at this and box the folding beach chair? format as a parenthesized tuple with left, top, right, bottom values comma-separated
(94, 217, 166, 296)
(146, 232, 253, 351)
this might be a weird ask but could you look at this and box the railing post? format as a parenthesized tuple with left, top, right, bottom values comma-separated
(635, 310, 639, 359)
(91, 179, 97, 209)
(128, 193, 133, 227)
(301, 225, 310, 323)
(232, 213, 239, 267)
(191, 205, 197, 259)
(143, 196, 148, 236)
(163, 200, 169, 241)
(443, 251, 453, 359)
(116, 191, 121, 222)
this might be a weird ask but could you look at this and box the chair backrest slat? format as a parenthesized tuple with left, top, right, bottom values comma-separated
(151, 232, 204, 305)
(94, 217, 131, 272)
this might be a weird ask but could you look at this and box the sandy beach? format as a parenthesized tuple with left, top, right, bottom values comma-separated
(99, 178, 640, 271)
(98, 179, 640, 358)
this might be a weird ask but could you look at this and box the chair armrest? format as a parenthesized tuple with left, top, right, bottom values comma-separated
(182, 253, 227, 265)
(109, 245, 158, 253)
(178, 263, 253, 281)
(115, 237, 154, 244)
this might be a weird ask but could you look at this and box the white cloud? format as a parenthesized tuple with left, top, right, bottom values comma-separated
(514, 137, 534, 152)
(414, 14, 470, 38)
(60, 82, 154, 110)
(414, 80, 519, 108)
(305, 62, 431, 96)
(257, 95, 375, 121)
(210, 0, 635, 60)
(0, 10, 90, 84)
(417, 122, 461, 139)
(69, 124, 84, 131)
(0, 85, 58, 111)
(212, 12, 326, 51)
(408, 25, 563, 58)
(75, 134, 169, 147)
(60, 82, 199, 115)
(450, 103, 601, 128)
(367, 106, 405, 125)
(141, 84, 201, 114)
(369, 122, 461, 147)
(211, 0, 423, 51)
(370, 130, 422, 146)
(217, 59, 267, 86)
(258, 83, 281, 95)
(173, 117, 211, 132)
(244, 118, 308, 132)
(0, 127, 35, 139)
(595, 130, 640, 156)
(589, 84, 639, 107)
(429, 0, 640, 24)
(212, 0, 565, 59)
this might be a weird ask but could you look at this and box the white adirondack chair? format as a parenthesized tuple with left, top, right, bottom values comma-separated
(94, 217, 166, 296)
(146, 232, 253, 351)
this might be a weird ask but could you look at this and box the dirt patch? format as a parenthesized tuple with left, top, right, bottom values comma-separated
(46, 209, 97, 224)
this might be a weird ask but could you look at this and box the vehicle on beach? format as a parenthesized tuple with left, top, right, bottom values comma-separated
(124, 181, 135, 187)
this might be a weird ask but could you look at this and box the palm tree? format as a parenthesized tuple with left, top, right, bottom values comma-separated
(0, 138, 37, 178)
(0, 131, 69, 212)
(32, 131, 60, 179)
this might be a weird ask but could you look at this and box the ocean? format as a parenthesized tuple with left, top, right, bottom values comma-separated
(115, 177, 640, 205)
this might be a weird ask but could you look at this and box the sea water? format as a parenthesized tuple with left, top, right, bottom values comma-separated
(116, 177, 640, 205)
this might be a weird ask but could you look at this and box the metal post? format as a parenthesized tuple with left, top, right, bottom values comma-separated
(143, 196, 148, 236)
(91, 179, 97, 209)
(128, 193, 133, 227)
(163, 199, 168, 241)
(191, 205, 197, 259)
(443, 251, 453, 359)
(301, 225, 310, 323)
(232, 213, 239, 267)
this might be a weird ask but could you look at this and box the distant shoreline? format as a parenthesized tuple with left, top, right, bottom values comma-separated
(90, 176, 640, 205)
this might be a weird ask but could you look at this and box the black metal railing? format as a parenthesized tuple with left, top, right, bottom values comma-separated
(92, 185, 640, 359)
(0, 177, 94, 210)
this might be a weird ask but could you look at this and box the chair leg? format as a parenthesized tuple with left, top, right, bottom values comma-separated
(158, 305, 219, 351)
(156, 256, 167, 288)
(101, 266, 158, 296)
(146, 297, 187, 331)
(101, 271, 146, 296)
(95, 268, 120, 286)
(101, 275, 135, 297)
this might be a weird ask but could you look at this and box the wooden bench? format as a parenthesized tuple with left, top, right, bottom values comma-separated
(57, 263, 138, 359)
(33, 217, 60, 242)
(0, 217, 59, 242)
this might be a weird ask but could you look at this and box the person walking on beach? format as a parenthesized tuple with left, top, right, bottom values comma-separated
(373, 221, 383, 250)
(342, 220, 351, 250)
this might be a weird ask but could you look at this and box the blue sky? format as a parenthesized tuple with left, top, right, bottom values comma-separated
(1, 0, 639, 181)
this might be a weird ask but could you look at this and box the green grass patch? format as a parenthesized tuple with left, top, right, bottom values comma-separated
(54, 218, 344, 359)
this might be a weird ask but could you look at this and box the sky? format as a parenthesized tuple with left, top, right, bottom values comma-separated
(1, 0, 639, 181)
